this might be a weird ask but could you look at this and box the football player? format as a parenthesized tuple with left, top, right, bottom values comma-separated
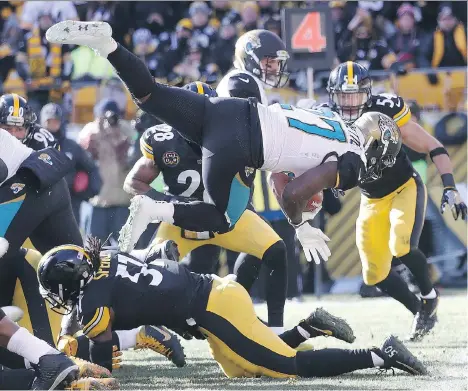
(38, 240, 427, 378)
(126, 81, 291, 333)
(46, 21, 392, 267)
(0, 94, 58, 150)
(325, 61, 467, 340)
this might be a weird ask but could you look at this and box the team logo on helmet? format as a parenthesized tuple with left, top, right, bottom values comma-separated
(379, 115, 399, 144)
(245, 166, 255, 177)
(10, 183, 24, 194)
(245, 35, 261, 55)
(38, 153, 53, 165)
(162, 151, 180, 167)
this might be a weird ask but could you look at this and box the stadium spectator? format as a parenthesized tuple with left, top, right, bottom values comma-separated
(20, 1, 78, 31)
(425, 4, 466, 68)
(210, 0, 234, 24)
(329, 1, 357, 51)
(40, 103, 102, 222)
(389, 3, 429, 70)
(210, 19, 238, 75)
(237, 2, 261, 34)
(78, 99, 135, 244)
(15, 11, 73, 113)
(133, 2, 172, 36)
(262, 15, 282, 37)
(132, 28, 164, 78)
(0, 3, 22, 91)
(337, 6, 398, 71)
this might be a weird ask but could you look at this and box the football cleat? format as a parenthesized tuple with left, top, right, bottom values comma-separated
(145, 240, 180, 263)
(66, 377, 120, 390)
(70, 357, 111, 379)
(408, 291, 439, 341)
(135, 325, 186, 368)
(378, 335, 427, 375)
(46, 21, 116, 57)
(31, 353, 79, 390)
(299, 307, 356, 343)
(119, 196, 174, 253)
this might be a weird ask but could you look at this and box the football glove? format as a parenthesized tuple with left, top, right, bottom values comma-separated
(295, 223, 331, 264)
(441, 187, 467, 220)
(57, 334, 78, 357)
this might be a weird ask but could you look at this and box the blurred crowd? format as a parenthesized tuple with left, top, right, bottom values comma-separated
(0, 0, 466, 101)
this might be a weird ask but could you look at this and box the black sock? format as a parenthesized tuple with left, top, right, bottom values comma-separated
(399, 249, 433, 296)
(262, 242, 287, 327)
(0, 348, 26, 369)
(296, 349, 374, 377)
(279, 327, 306, 349)
(0, 366, 35, 390)
(376, 270, 420, 314)
(76, 335, 90, 361)
(107, 44, 154, 99)
(234, 253, 261, 292)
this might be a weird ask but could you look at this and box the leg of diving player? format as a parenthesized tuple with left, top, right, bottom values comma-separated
(195, 277, 426, 378)
(46, 22, 262, 252)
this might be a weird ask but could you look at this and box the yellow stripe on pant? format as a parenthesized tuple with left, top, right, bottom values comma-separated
(356, 175, 427, 285)
(154, 209, 281, 259)
(13, 248, 63, 346)
(199, 277, 297, 378)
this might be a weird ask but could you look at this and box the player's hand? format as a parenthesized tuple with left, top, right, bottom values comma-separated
(57, 335, 78, 357)
(295, 223, 331, 264)
(112, 345, 123, 369)
(0, 237, 8, 258)
(441, 187, 467, 220)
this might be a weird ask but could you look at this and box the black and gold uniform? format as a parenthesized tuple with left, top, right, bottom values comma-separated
(37, 244, 428, 378)
(138, 82, 287, 328)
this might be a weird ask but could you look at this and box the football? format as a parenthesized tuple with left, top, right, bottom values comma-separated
(270, 172, 323, 213)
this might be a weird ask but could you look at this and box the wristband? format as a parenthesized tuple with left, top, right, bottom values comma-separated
(441, 173, 455, 189)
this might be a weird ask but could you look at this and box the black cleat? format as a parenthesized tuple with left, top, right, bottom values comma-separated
(145, 240, 180, 263)
(408, 291, 439, 341)
(31, 353, 79, 390)
(135, 325, 186, 367)
(379, 335, 427, 375)
(299, 307, 356, 343)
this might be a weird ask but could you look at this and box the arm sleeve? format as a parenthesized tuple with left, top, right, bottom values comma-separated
(81, 307, 111, 339)
(335, 151, 363, 191)
(227, 73, 263, 101)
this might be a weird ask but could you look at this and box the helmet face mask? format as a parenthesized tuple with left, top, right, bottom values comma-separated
(328, 62, 372, 122)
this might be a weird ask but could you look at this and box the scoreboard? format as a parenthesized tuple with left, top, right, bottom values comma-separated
(281, 5, 336, 70)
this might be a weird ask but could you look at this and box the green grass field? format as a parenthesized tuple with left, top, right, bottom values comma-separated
(115, 289, 467, 390)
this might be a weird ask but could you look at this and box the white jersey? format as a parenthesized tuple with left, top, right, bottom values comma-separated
(257, 103, 364, 176)
(0, 128, 33, 186)
(216, 68, 268, 104)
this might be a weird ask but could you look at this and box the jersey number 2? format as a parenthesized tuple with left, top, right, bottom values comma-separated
(116, 254, 163, 287)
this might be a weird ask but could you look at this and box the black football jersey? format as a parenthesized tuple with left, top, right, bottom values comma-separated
(78, 250, 213, 337)
(24, 124, 59, 151)
(140, 124, 207, 200)
(359, 94, 415, 198)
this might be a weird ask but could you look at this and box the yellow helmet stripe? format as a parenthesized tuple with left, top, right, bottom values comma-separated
(346, 61, 354, 85)
(12, 93, 19, 117)
(42, 244, 90, 261)
(195, 81, 204, 95)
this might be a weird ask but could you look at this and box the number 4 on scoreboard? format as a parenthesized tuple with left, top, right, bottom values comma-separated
(291, 12, 326, 53)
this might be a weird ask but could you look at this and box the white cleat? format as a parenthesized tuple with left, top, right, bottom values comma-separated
(46, 20, 116, 57)
(118, 196, 174, 253)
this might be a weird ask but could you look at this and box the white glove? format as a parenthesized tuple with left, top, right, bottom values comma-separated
(295, 223, 331, 264)
(0, 237, 8, 258)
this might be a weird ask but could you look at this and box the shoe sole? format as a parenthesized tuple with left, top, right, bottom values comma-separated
(118, 196, 143, 253)
(46, 20, 112, 44)
(384, 335, 428, 375)
(48, 364, 79, 390)
(310, 307, 356, 343)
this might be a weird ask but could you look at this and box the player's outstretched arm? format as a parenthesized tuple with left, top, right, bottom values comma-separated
(124, 156, 160, 196)
(400, 120, 467, 220)
(281, 162, 338, 225)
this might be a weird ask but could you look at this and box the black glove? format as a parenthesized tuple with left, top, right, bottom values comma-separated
(441, 187, 467, 220)
(427, 73, 438, 85)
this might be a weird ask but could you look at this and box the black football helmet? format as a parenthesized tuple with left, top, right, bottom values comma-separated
(38, 245, 94, 315)
(131, 109, 162, 134)
(327, 61, 372, 122)
(354, 112, 402, 183)
(234, 29, 289, 88)
(183, 81, 218, 97)
(0, 93, 37, 134)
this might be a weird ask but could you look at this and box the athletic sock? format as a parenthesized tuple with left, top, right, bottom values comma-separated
(421, 288, 437, 299)
(115, 328, 139, 350)
(399, 249, 434, 296)
(376, 270, 421, 315)
(7, 328, 58, 365)
(279, 327, 307, 349)
(296, 348, 374, 377)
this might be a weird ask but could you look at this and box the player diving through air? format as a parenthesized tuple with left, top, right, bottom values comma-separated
(46, 21, 400, 265)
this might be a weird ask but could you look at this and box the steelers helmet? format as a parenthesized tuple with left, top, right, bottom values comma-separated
(354, 111, 402, 183)
(182, 81, 218, 97)
(0, 93, 37, 131)
(131, 109, 162, 133)
(234, 29, 289, 88)
(327, 61, 372, 122)
(38, 245, 94, 314)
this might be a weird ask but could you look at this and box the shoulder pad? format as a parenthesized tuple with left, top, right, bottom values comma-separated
(227, 73, 262, 101)
(371, 94, 411, 127)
